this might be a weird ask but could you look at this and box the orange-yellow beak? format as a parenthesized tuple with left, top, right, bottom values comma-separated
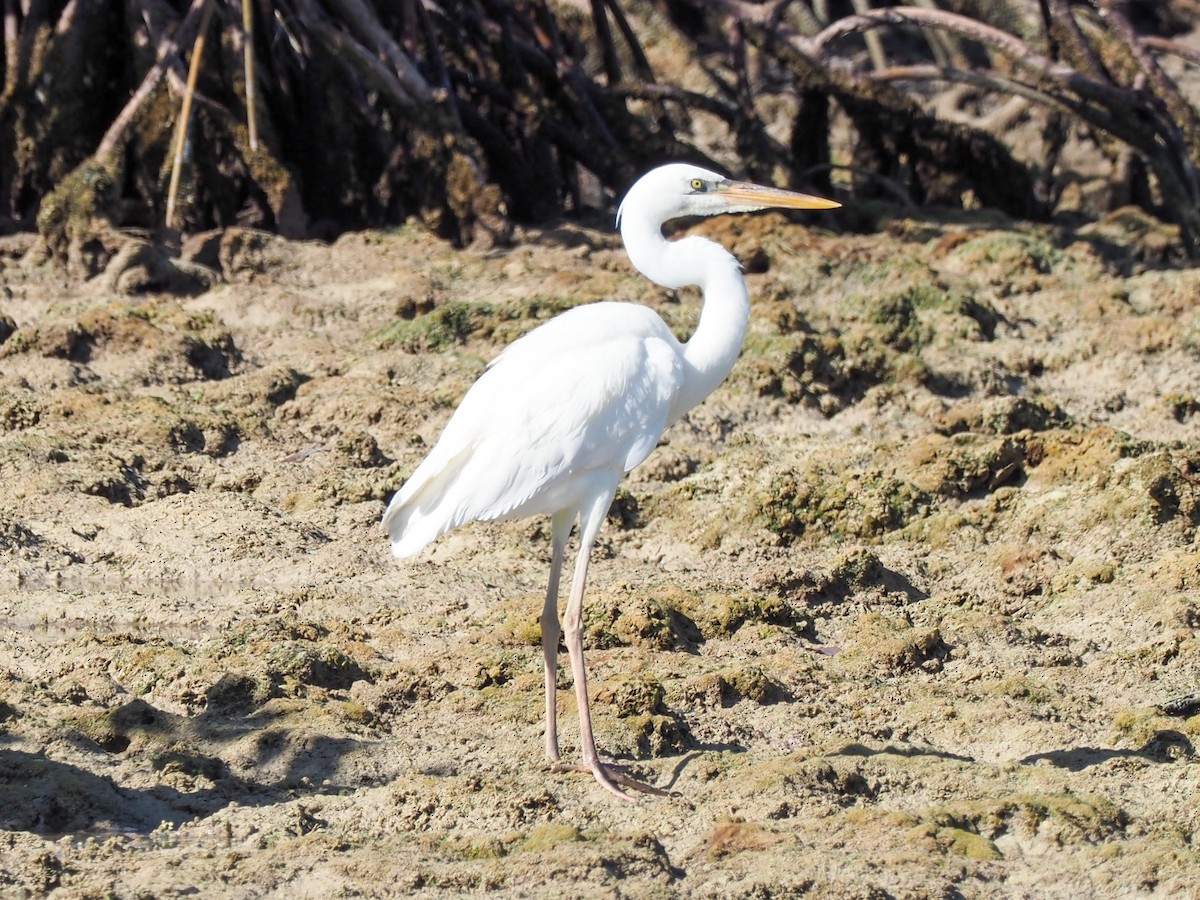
(718, 180, 841, 210)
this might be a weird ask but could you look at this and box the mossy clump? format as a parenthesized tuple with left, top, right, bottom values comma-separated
(471, 651, 525, 689)
(265, 641, 370, 693)
(682, 666, 786, 708)
(199, 366, 308, 426)
(72, 697, 187, 755)
(743, 330, 892, 416)
(585, 590, 702, 650)
(1110, 707, 1186, 752)
(749, 754, 875, 805)
(849, 280, 998, 351)
(906, 433, 1028, 498)
(377, 300, 484, 351)
(927, 791, 1128, 846)
(363, 670, 456, 720)
(212, 617, 373, 698)
(837, 613, 949, 676)
(205, 673, 272, 714)
(121, 395, 241, 457)
(584, 586, 810, 649)
(945, 231, 1064, 285)
(855, 286, 925, 352)
(599, 709, 692, 759)
(675, 590, 812, 640)
(594, 673, 667, 717)
(0, 389, 42, 431)
(490, 596, 544, 648)
(934, 396, 1070, 436)
(759, 462, 932, 543)
(983, 674, 1061, 705)
(1125, 453, 1200, 526)
(1035, 440, 1200, 528)
(1078, 206, 1186, 270)
(36, 156, 123, 275)
(376, 295, 579, 352)
(12, 300, 241, 382)
(593, 671, 691, 759)
(909, 823, 1002, 860)
(516, 823, 584, 853)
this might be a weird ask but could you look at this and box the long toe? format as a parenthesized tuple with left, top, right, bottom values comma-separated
(550, 759, 679, 801)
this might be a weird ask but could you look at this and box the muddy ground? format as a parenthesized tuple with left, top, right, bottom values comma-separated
(0, 189, 1198, 898)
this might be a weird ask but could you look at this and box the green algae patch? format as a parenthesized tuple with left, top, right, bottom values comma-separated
(934, 395, 1071, 436)
(517, 823, 584, 852)
(594, 673, 667, 717)
(908, 823, 1003, 860)
(593, 674, 692, 757)
(941, 230, 1065, 286)
(584, 587, 703, 650)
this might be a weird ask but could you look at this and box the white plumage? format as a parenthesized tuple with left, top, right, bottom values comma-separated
(383, 302, 683, 556)
(382, 163, 839, 800)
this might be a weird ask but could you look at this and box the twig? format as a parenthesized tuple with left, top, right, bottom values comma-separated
(3, 0, 17, 98)
(607, 82, 740, 124)
(869, 64, 1092, 122)
(242, 0, 258, 151)
(13, 0, 47, 91)
(165, 0, 214, 231)
(1040, 0, 1111, 82)
(808, 5, 1141, 113)
(1096, 0, 1200, 174)
(1141, 34, 1200, 68)
(849, 0, 887, 71)
(590, 0, 621, 84)
(598, 0, 657, 84)
(799, 162, 913, 206)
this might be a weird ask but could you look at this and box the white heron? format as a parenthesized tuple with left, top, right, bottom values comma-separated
(383, 163, 840, 800)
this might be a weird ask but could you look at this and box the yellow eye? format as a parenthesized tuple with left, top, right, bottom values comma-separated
(689, 178, 706, 191)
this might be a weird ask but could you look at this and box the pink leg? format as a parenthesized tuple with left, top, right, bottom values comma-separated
(540, 511, 572, 763)
(550, 487, 673, 801)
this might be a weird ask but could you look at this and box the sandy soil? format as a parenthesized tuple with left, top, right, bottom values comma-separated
(0, 196, 1198, 898)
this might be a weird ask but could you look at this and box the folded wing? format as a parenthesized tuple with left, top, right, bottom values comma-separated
(383, 302, 685, 557)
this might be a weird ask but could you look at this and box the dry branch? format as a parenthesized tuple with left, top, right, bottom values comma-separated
(165, 0, 214, 230)
(96, 0, 209, 161)
(6, 0, 1200, 258)
(242, 0, 258, 151)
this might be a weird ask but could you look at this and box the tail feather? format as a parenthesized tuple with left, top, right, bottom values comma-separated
(386, 439, 508, 556)
(382, 446, 476, 558)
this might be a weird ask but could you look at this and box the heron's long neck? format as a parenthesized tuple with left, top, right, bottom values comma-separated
(623, 223, 750, 419)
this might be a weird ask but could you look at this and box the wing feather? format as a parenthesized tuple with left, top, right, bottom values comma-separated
(384, 303, 685, 557)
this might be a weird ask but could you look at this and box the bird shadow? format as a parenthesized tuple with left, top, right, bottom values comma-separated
(807, 562, 930, 608)
(831, 742, 976, 764)
(0, 695, 370, 838)
(1019, 731, 1195, 771)
(654, 742, 749, 792)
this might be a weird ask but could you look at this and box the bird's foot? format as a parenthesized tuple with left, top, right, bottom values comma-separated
(550, 758, 683, 803)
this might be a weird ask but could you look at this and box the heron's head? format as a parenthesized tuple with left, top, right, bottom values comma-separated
(616, 163, 840, 228)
